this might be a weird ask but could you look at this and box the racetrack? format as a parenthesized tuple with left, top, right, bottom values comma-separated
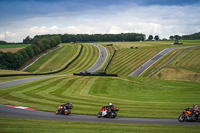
(0, 105, 199, 125)
(0, 75, 69, 89)
(0, 45, 199, 126)
(86, 44, 108, 73)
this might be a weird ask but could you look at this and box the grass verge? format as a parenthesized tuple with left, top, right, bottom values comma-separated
(0, 117, 200, 133)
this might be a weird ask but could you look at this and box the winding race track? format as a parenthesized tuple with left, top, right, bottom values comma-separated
(129, 46, 196, 77)
(0, 45, 199, 125)
(86, 44, 108, 73)
(0, 105, 199, 125)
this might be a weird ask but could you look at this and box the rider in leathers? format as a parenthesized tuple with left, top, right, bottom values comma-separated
(103, 103, 115, 114)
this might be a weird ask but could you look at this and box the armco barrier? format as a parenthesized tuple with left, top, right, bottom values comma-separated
(73, 72, 118, 77)
(103, 48, 116, 73)
(147, 45, 200, 78)
(0, 44, 83, 77)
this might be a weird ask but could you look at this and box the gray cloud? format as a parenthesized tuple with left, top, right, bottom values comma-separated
(0, 3, 200, 42)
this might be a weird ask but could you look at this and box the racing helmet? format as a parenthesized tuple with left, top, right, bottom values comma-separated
(108, 103, 112, 106)
(68, 102, 72, 106)
(193, 105, 198, 108)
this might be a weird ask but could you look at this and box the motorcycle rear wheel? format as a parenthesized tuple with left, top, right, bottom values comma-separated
(110, 112, 117, 118)
(97, 112, 102, 118)
(178, 115, 185, 122)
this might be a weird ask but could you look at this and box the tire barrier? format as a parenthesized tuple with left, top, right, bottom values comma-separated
(147, 45, 200, 78)
(0, 44, 83, 77)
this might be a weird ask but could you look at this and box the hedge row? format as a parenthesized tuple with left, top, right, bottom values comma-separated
(0, 35, 61, 70)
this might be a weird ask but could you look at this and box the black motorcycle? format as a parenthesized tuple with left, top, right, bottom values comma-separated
(178, 108, 200, 122)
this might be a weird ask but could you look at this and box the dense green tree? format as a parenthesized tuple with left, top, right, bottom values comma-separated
(148, 35, 153, 41)
(169, 36, 174, 40)
(0, 40, 7, 45)
(31, 44, 41, 55)
(23, 36, 32, 44)
(154, 35, 159, 41)
(174, 35, 181, 40)
(25, 46, 35, 58)
(18, 49, 29, 62)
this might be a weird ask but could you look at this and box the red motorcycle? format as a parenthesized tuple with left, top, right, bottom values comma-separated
(55, 102, 73, 115)
(97, 106, 119, 118)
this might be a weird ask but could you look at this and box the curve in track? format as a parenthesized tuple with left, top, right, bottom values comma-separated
(0, 105, 199, 125)
(86, 44, 108, 73)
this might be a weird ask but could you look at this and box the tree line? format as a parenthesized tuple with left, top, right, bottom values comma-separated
(0, 35, 61, 70)
(60, 33, 146, 42)
(169, 32, 200, 40)
(182, 32, 200, 40)
(29, 33, 145, 43)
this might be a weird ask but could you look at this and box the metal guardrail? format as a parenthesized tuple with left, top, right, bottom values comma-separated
(103, 49, 116, 73)
(147, 46, 200, 78)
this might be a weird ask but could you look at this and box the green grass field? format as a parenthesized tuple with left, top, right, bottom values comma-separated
(151, 48, 200, 82)
(59, 43, 99, 74)
(0, 75, 199, 119)
(0, 40, 200, 132)
(1, 117, 200, 133)
(0, 44, 30, 49)
(25, 43, 80, 73)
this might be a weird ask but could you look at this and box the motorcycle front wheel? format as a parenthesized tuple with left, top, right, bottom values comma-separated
(55, 110, 59, 115)
(97, 112, 102, 118)
(65, 109, 71, 115)
(178, 115, 185, 122)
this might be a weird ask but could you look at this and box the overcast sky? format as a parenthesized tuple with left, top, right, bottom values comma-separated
(0, 0, 200, 42)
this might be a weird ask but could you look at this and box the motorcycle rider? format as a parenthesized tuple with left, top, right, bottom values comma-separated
(191, 105, 199, 118)
(103, 103, 115, 114)
(62, 102, 73, 110)
(193, 105, 199, 111)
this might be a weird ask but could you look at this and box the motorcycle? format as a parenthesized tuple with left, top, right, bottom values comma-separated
(178, 108, 200, 122)
(55, 103, 73, 115)
(97, 106, 119, 118)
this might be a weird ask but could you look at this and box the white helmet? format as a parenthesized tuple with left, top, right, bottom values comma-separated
(108, 103, 112, 106)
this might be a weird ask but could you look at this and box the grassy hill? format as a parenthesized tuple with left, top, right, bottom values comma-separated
(0, 75, 199, 119)
(25, 43, 80, 73)
(0, 40, 200, 132)
(151, 48, 200, 82)
(59, 43, 99, 74)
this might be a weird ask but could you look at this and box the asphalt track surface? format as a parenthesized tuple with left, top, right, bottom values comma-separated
(129, 46, 194, 76)
(86, 44, 108, 73)
(1, 105, 199, 125)
(0, 75, 69, 89)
